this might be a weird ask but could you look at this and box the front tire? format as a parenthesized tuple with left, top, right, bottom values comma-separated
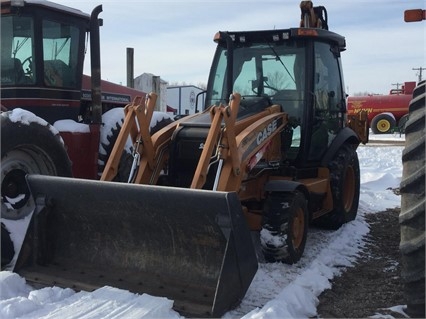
(1, 109, 72, 270)
(1, 109, 72, 220)
(261, 191, 308, 264)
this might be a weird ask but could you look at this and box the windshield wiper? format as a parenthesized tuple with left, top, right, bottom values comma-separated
(267, 42, 296, 84)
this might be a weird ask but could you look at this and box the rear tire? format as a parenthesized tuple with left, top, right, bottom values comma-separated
(261, 191, 308, 264)
(98, 108, 174, 182)
(315, 144, 360, 229)
(98, 108, 133, 182)
(150, 112, 174, 135)
(399, 80, 425, 318)
(371, 113, 396, 134)
(1, 109, 72, 220)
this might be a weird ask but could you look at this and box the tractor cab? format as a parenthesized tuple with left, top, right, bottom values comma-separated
(205, 28, 349, 167)
(0, 0, 90, 123)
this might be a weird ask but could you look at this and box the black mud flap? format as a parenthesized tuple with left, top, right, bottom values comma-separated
(19, 175, 258, 317)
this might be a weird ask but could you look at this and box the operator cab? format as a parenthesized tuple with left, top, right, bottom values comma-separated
(205, 28, 347, 167)
(0, 0, 90, 123)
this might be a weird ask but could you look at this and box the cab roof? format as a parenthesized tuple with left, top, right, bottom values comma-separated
(1, 0, 90, 20)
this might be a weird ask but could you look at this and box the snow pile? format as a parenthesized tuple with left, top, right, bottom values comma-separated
(0, 272, 181, 319)
(0, 139, 403, 318)
(53, 120, 90, 133)
(8, 108, 50, 127)
(6, 108, 63, 143)
(358, 146, 402, 211)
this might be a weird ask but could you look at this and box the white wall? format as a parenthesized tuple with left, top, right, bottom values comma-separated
(167, 86, 206, 115)
(134, 73, 167, 112)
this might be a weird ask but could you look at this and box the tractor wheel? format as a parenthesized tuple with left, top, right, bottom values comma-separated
(98, 108, 134, 182)
(371, 112, 396, 134)
(150, 112, 174, 135)
(315, 144, 360, 230)
(261, 191, 308, 264)
(399, 80, 425, 318)
(98, 108, 174, 182)
(1, 109, 72, 220)
(1, 109, 72, 269)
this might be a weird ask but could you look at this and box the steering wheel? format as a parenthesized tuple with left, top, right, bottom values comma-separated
(21, 57, 33, 78)
(44, 61, 62, 86)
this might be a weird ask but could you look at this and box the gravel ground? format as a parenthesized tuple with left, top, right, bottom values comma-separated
(316, 208, 408, 318)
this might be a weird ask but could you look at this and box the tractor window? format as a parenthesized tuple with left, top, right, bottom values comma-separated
(309, 41, 345, 161)
(209, 49, 228, 107)
(206, 41, 305, 122)
(1, 15, 36, 85)
(42, 20, 80, 88)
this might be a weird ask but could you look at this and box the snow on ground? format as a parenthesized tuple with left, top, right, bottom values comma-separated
(0, 134, 404, 319)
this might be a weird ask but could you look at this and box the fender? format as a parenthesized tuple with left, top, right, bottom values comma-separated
(264, 180, 310, 200)
(320, 127, 359, 166)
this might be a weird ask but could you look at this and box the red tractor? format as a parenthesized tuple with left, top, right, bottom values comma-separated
(1, 0, 172, 223)
(347, 81, 416, 134)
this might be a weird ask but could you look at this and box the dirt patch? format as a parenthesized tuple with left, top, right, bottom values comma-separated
(316, 208, 406, 318)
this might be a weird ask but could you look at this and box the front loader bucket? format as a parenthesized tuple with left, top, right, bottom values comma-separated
(19, 174, 258, 317)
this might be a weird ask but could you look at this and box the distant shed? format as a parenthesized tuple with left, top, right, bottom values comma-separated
(134, 73, 168, 112)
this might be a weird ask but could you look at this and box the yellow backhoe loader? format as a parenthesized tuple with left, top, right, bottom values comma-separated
(6, 1, 368, 317)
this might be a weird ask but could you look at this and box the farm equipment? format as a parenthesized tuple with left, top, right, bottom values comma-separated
(347, 82, 416, 134)
(0, 0, 173, 216)
(0, 0, 172, 265)
(2, 0, 369, 317)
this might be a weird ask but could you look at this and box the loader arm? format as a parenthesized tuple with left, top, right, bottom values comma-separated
(217, 110, 288, 192)
(134, 112, 200, 184)
(190, 94, 241, 190)
(100, 93, 199, 184)
(189, 93, 288, 193)
(100, 94, 157, 182)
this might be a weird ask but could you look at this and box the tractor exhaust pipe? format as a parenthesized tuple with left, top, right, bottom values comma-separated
(90, 5, 103, 124)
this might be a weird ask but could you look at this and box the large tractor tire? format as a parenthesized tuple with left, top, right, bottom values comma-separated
(1, 109, 72, 220)
(98, 108, 134, 182)
(371, 112, 396, 134)
(315, 144, 360, 230)
(1, 109, 72, 269)
(399, 80, 425, 318)
(98, 108, 174, 182)
(261, 191, 309, 264)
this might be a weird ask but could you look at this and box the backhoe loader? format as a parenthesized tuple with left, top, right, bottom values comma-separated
(11, 1, 368, 317)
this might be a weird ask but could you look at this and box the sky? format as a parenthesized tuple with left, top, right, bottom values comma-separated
(1, 110, 406, 318)
(50, 1, 425, 94)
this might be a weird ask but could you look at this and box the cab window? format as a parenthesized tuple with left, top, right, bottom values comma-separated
(1, 15, 35, 85)
(42, 19, 80, 88)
